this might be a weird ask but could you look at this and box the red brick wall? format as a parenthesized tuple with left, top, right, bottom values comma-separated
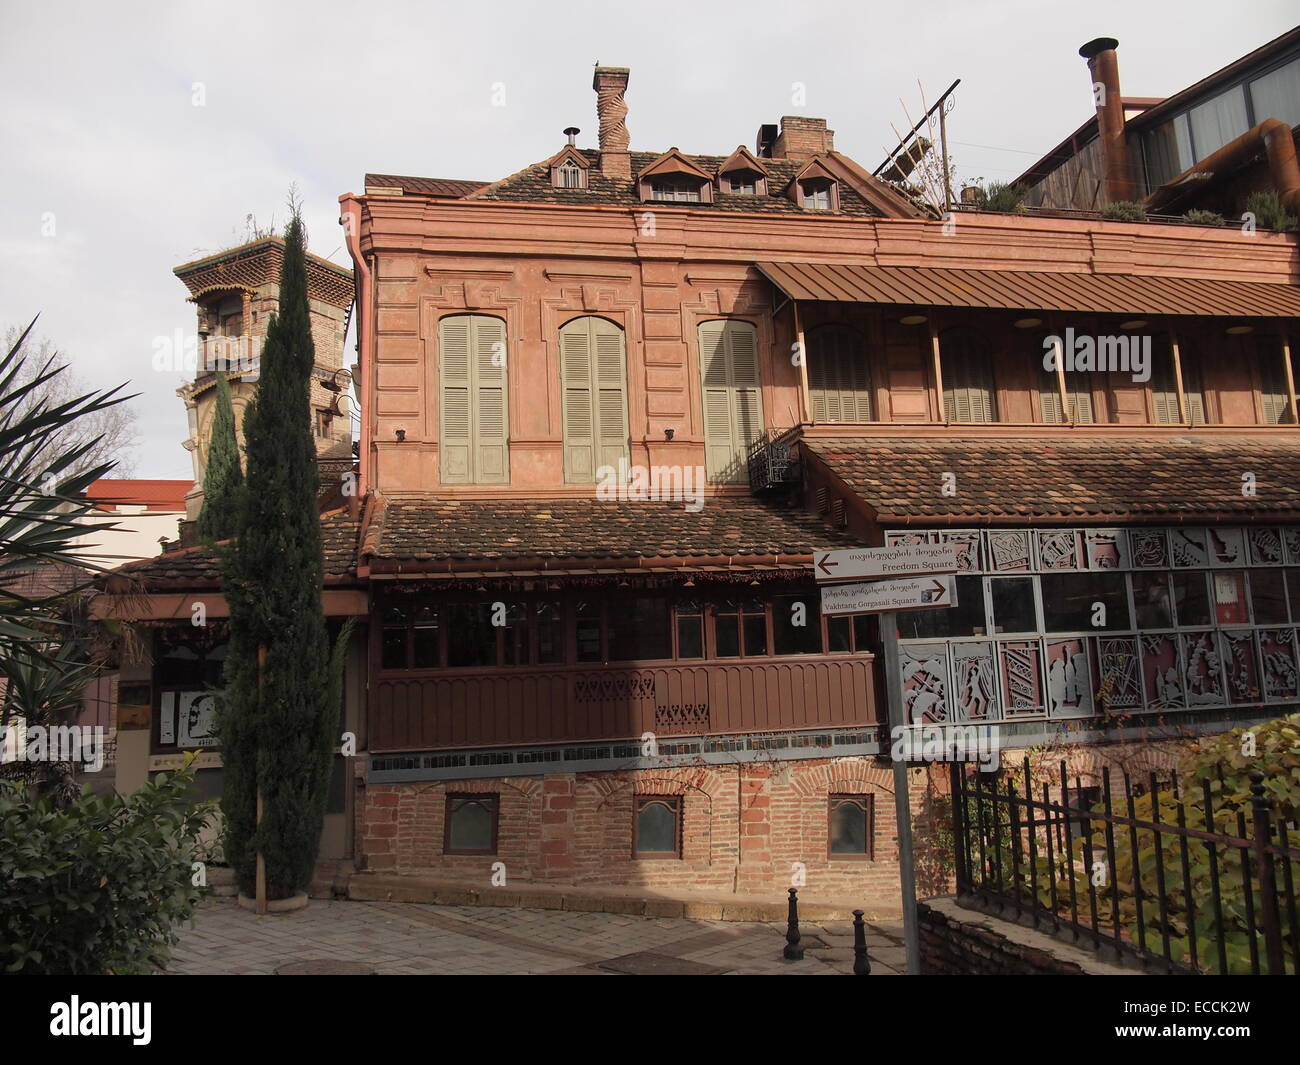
(357, 758, 950, 904)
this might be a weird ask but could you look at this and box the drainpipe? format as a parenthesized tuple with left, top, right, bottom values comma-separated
(1144, 118, 1300, 216)
(339, 194, 372, 503)
(1079, 37, 1138, 204)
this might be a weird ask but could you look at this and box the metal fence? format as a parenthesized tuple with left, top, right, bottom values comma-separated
(950, 759, 1300, 974)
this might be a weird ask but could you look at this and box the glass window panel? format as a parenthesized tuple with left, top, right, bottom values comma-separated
(1250, 572, 1288, 625)
(1288, 570, 1300, 623)
(501, 603, 527, 666)
(1132, 572, 1175, 629)
(381, 626, 407, 670)
(446, 796, 496, 854)
(676, 600, 703, 659)
(991, 577, 1036, 634)
(744, 613, 769, 656)
(896, 576, 986, 639)
(575, 600, 602, 662)
(412, 606, 439, 668)
(1187, 86, 1250, 159)
(829, 796, 870, 856)
(1212, 570, 1249, 626)
(772, 594, 822, 654)
(635, 798, 679, 856)
(1172, 571, 1211, 627)
(446, 603, 497, 668)
(715, 612, 740, 658)
(827, 615, 852, 653)
(608, 597, 670, 662)
(1250, 57, 1300, 128)
(534, 600, 563, 664)
(853, 614, 872, 651)
(1040, 572, 1131, 632)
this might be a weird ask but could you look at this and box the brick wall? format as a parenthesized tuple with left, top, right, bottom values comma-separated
(357, 757, 951, 903)
(919, 901, 1090, 975)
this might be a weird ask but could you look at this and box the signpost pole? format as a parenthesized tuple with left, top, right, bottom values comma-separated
(879, 610, 921, 975)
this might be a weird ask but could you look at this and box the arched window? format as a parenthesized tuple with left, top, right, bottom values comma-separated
(807, 324, 873, 422)
(438, 314, 508, 484)
(559, 316, 629, 482)
(556, 160, 583, 189)
(699, 320, 763, 483)
(940, 328, 998, 423)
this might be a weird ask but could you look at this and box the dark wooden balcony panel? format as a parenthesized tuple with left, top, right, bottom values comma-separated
(369, 656, 877, 752)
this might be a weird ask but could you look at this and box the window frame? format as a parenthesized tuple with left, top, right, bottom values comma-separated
(633, 795, 683, 859)
(828, 794, 874, 860)
(443, 793, 500, 856)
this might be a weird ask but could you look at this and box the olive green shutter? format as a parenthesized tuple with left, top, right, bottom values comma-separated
(439, 314, 509, 484)
(560, 316, 629, 481)
(1258, 336, 1290, 424)
(808, 325, 872, 422)
(1039, 363, 1065, 424)
(1151, 342, 1179, 423)
(699, 320, 764, 483)
(941, 331, 997, 424)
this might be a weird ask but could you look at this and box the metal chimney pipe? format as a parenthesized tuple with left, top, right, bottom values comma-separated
(1080, 37, 1138, 204)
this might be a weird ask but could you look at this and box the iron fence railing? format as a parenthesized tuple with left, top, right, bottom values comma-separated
(746, 429, 799, 492)
(951, 759, 1300, 974)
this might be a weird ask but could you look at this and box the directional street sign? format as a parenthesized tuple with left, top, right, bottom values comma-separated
(820, 574, 958, 616)
(813, 543, 959, 583)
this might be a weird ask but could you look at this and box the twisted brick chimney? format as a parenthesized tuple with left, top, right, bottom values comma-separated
(593, 66, 631, 181)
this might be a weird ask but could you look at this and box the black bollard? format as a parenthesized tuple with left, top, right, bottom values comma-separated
(783, 887, 804, 961)
(852, 909, 871, 975)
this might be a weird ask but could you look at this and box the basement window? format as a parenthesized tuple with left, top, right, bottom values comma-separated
(444, 794, 499, 855)
(634, 796, 682, 858)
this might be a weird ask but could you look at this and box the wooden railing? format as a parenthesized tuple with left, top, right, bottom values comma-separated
(370, 655, 877, 752)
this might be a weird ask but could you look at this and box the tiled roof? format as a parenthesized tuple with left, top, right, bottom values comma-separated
(804, 436, 1300, 521)
(86, 479, 191, 512)
(367, 495, 857, 565)
(103, 510, 362, 590)
(364, 174, 489, 197)
(469, 149, 888, 216)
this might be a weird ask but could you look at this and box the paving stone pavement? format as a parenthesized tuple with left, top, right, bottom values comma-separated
(168, 898, 906, 975)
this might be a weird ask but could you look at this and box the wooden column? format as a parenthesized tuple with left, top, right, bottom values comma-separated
(929, 315, 945, 424)
(1170, 327, 1189, 426)
(794, 301, 812, 426)
(1282, 328, 1298, 425)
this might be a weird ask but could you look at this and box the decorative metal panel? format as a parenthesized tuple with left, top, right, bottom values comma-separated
(1037, 530, 1080, 570)
(900, 643, 949, 725)
(1247, 527, 1284, 566)
(951, 642, 997, 721)
(940, 531, 982, 572)
(989, 531, 1031, 572)
(1208, 528, 1245, 567)
(1260, 629, 1299, 701)
(1170, 528, 1208, 567)
(1220, 631, 1261, 705)
(1096, 637, 1142, 711)
(1046, 638, 1092, 718)
(998, 640, 1044, 716)
(1129, 529, 1168, 569)
(1181, 631, 1225, 707)
(1085, 529, 1126, 570)
(1139, 633, 1184, 710)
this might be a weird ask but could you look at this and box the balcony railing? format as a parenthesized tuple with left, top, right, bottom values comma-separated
(370, 655, 877, 753)
(746, 428, 800, 492)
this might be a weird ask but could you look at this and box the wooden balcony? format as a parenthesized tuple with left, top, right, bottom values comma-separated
(369, 655, 878, 752)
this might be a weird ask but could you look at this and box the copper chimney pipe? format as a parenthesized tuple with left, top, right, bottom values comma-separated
(1145, 117, 1300, 215)
(1080, 37, 1137, 203)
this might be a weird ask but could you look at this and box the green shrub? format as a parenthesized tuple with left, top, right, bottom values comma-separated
(1245, 190, 1299, 232)
(1101, 200, 1148, 222)
(1181, 209, 1225, 227)
(0, 760, 213, 974)
(973, 181, 1027, 214)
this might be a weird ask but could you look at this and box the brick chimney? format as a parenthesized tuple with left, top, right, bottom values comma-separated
(770, 117, 834, 161)
(1079, 37, 1137, 203)
(592, 66, 631, 181)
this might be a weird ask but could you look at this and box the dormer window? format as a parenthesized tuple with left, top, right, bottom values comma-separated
(715, 147, 770, 198)
(637, 148, 715, 204)
(801, 178, 834, 210)
(556, 160, 583, 188)
(651, 176, 704, 202)
(547, 146, 589, 190)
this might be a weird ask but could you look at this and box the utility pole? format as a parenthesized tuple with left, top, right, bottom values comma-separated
(880, 611, 921, 975)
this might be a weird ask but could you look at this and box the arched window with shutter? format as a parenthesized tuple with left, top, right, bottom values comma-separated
(807, 324, 873, 422)
(699, 319, 764, 484)
(559, 316, 630, 482)
(940, 328, 998, 423)
(438, 314, 509, 484)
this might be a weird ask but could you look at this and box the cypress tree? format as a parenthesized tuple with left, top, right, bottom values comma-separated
(217, 214, 339, 899)
(196, 372, 243, 543)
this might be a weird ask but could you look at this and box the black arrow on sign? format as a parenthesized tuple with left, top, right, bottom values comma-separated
(930, 579, 947, 601)
(817, 555, 838, 577)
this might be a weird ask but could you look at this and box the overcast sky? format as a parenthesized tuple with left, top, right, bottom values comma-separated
(1, 0, 1295, 480)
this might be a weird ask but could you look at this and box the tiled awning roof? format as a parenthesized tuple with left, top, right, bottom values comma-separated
(363, 174, 489, 197)
(103, 510, 362, 590)
(803, 436, 1300, 522)
(366, 495, 857, 568)
(757, 262, 1300, 318)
